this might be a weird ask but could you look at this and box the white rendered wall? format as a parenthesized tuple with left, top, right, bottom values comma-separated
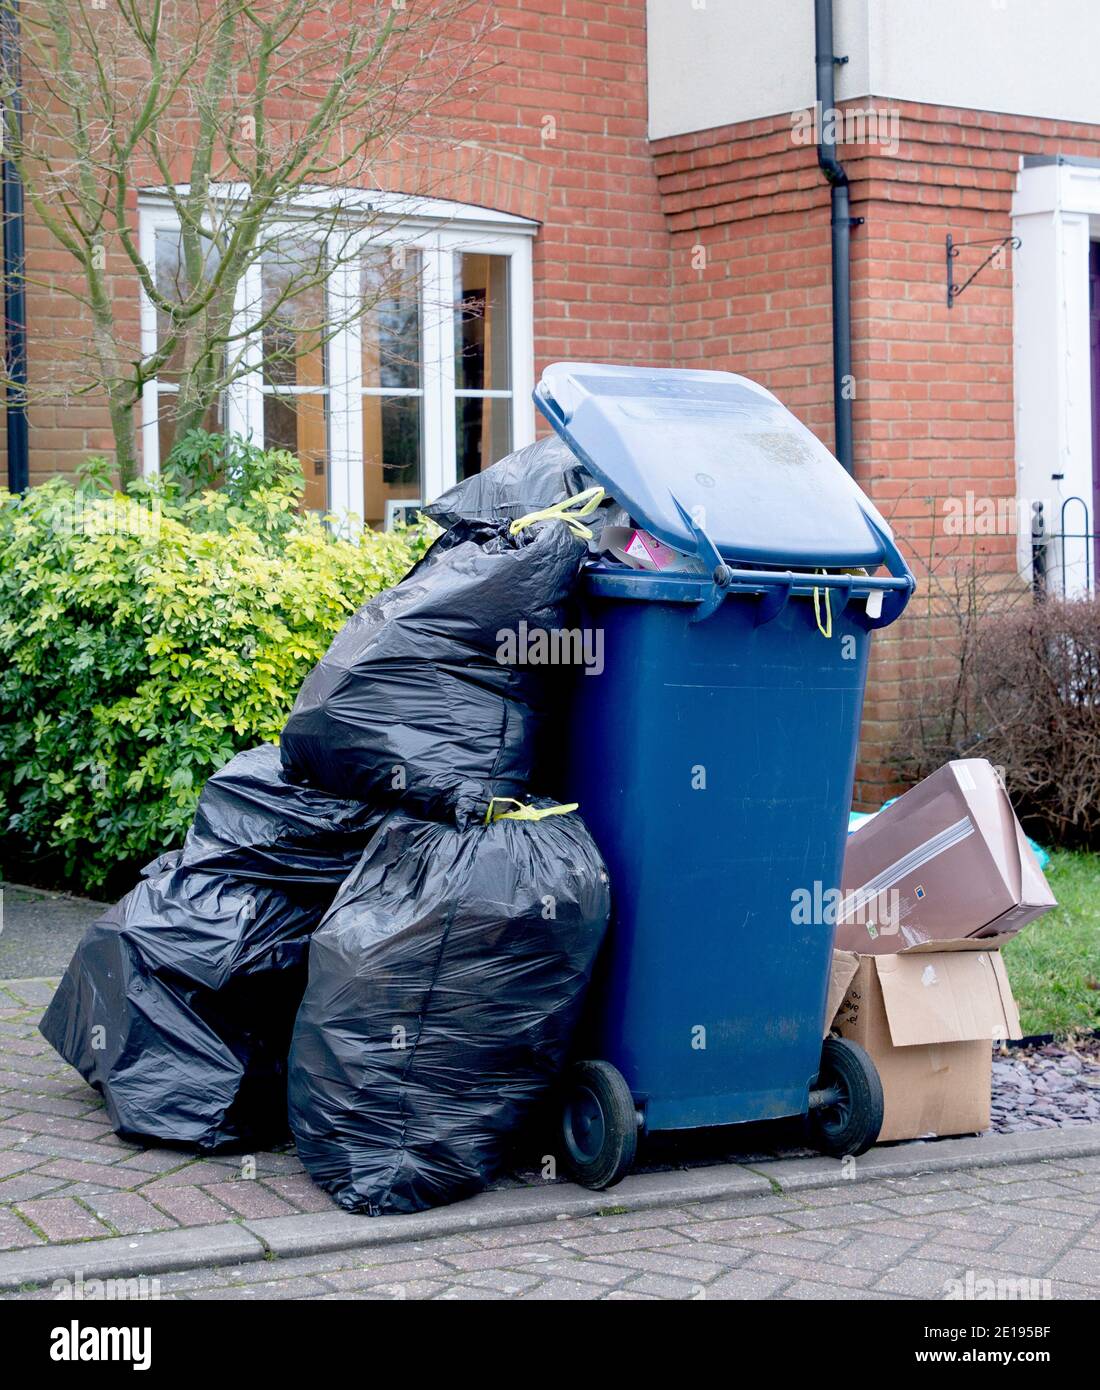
(649, 0, 1100, 141)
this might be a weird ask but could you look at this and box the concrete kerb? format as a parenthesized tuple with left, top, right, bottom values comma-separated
(0, 1224, 263, 1292)
(3, 1122, 1096, 1289)
(750, 1123, 1100, 1190)
(241, 1165, 775, 1260)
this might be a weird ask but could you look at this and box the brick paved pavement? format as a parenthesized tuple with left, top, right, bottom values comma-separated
(0, 973, 810, 1259)
(0, 977, 331, 1249)
(2, 975, 1099, 1300)
(3, 1159, 1098, 1300)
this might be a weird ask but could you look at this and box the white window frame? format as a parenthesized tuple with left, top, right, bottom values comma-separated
(138, 189, 537, 521)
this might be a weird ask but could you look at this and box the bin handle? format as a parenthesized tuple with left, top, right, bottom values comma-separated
(669, 492, 915, 628)
(858, 511, 916, 628)
(670, 495, 735, 622)
(534, 378, 572, 431)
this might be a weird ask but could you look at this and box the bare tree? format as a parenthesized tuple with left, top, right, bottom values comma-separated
(0, 0, 488, 484)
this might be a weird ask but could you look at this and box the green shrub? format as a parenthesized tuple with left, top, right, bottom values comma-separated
(0, 458, 433, 890)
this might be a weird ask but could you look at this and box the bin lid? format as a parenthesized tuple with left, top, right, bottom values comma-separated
(535, 362, 895, 568)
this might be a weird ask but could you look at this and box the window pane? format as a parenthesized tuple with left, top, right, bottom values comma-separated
(361, 248, 421, 389)
(454, 252, 510, 391)
(362, 395, 421, 528)
(265, 392, 329, 512)
(153, 228, 223, 386)
(261, 239, 327, 390)
(261, 237, 329, 510)
(457, 395, 511, 481)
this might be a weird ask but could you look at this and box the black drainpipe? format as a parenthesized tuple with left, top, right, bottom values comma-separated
(2, 0, 27, 495)
(814, 0, 855, 475)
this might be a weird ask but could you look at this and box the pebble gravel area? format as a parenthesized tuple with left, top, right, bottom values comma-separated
(991, 1037, 1100, 1134)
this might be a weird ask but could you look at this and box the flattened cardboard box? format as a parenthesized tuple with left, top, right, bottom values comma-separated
(826, 937, 1022, 1143)
(836, 758, 1056, 955)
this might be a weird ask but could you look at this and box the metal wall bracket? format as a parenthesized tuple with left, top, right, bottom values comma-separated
(946, 233, 1021, 308)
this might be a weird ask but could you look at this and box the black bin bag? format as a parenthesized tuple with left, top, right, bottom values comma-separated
(178, 742, 381, 889)
(38, 891, 306, 1151)
(39, 744, 383, 1150)
(421, 435, 590, 528)
(279, 518, 588, 818)
(288, 801, 611, 1215)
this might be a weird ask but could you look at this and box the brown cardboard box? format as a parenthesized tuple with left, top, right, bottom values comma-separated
(826, 938, 1022, 1142)
(835, 759, 1056, 955)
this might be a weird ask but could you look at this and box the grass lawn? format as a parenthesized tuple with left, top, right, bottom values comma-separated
(1002, 850, 1100, 1037)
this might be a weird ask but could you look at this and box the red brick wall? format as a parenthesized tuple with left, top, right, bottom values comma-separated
(379, 0, 673, 368)
(474, 1, 672, 370)
(21, 208, 137, 486)
(652, 117, 834, 446)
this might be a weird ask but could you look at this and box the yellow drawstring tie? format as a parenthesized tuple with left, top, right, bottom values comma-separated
(509, 486, 605, 542)
(813, 569, 833, 639)
(485, 797, 580, 825)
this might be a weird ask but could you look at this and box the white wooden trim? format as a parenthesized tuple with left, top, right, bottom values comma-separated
(229, 259, 265, 446)
(327, 257, 358, 521)
(139, 184, 539, 234)
(420, 237, 448, 504)
(508, 232, 536, 450)
(137, 204, 182, 476)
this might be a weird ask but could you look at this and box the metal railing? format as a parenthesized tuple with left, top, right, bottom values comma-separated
(1032, 496, 1096, 598)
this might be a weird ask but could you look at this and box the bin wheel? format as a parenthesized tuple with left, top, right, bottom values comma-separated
(808, 1037, 884, 1158)
(559, 1060, 638, 1190)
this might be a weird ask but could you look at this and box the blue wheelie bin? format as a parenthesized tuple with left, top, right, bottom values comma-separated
(535, 363, 916, 1188)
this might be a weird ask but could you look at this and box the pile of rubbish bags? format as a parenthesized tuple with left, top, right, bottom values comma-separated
(40, 439, 614, 1214)
(40, 744, 383, 1151)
